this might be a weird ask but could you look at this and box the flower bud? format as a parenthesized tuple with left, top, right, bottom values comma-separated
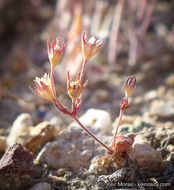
(120, 97, 130, 111)
(31, 73, 54, 102)
(81, 32, 103, 60)
(67, 71, 88, 102)
(47, 38, 66, 66)
(124, 76, 136, 97)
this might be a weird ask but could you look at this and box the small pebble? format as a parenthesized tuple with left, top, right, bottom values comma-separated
(165, 73, 174, 87)
(29, 182, 51, 190)
(57, 168, 66, 176)
(166, 144, 174, 152)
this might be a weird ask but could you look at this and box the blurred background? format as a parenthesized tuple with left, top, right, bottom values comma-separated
(0, 0, 174, 133)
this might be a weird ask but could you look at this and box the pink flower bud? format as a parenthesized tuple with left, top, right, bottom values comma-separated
(47, 38, 66, 66)
(81, 32, 103, 60)
(124, 76, 136, 97)
(31, 73, 54, 102)
(120, 97, 130, 110)
(67, 71, 88, 102)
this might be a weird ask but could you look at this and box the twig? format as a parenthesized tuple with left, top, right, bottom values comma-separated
(108, 0, 125, 65)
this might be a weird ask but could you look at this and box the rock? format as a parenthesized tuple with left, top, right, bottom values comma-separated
(165, 73, 174, 87)
(0, 136, 7, 152)
(29, 182, 51, 190)
(149, 100, 174, 118)
(87, 156, 117, 175)
(35, 123, 112, 170)
(165, 121, 174, 129)
(90, 89, 109, 104)
(25, 121, 61, 153)
(0, 143, 33, 190)
(7, 113, 33, 147)
(113, 115, 136, 126)
(70, 109, 112, 136)
(113, 117, 152, 134)
(49, 116, 65, 130)
(157, 86, 166, 97)
(0, 128, 5, 135)
(0, 143, 33, 173)
(131, 119, 153, 133)
(128, 135, 164, 169)
(155, 127, 168, 140)
(134, 96, 143, 104)
(57, 168, 66, 176)
(144, 90, 158, 101)
(166, 144, 174, 152)
(7, 113, 61, 153)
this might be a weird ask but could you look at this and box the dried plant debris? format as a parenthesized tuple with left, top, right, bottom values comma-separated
(0, 143, 33, 190)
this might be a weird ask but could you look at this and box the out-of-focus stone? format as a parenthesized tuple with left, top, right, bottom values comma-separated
(113, 115, 136, 126)
(25, 121, 61, 153)
(0, 143, 33, 190)
(0, 136, 7, 152)
(57, 168, 66, 176)
(49, 116, 65, 130)
(166, 144, 174, 152)
(7, 113, 33, 147)
(0, 128, 5, 135)
(150, 100, 174, 118)
(165, 121, 174, 129)
(157, 86, 166, 97)
(144, 90, 157, 101)
(134, 96, 143, 105)
(128, 135, 164, 169)
(155, 127, 167, 140)
(7, 113, 60, 154)
(90, 89, 109, 104)
(165, 73, 174, 87)
(29, 182, 51, 190)
(113, 118, 152, 134)
(70, 109, 112, 135)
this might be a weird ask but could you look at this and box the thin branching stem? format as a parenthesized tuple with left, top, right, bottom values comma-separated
(113, 109, 124, 147)
(50, 65, 71, 114)
(80, 59, 87, 83)
(50, 65, 62, 108)
(73, 116, 113, 153)
(50, 65, 57, 98)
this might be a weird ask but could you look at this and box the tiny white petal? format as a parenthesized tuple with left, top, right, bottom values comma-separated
(88, 37, 96, 44)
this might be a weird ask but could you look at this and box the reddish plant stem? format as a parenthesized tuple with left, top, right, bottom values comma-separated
(50, 65, 57, 99)
(80, 59, 87, 83)
(50, 65, 71, 115)
(113, 109, 124, 147)
(71, 99, 77, 116)
(73, 116, 113, 153)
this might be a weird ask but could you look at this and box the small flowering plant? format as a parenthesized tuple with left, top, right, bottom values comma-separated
(31, 32, 136, 157)
(110, 76, 136, 157)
